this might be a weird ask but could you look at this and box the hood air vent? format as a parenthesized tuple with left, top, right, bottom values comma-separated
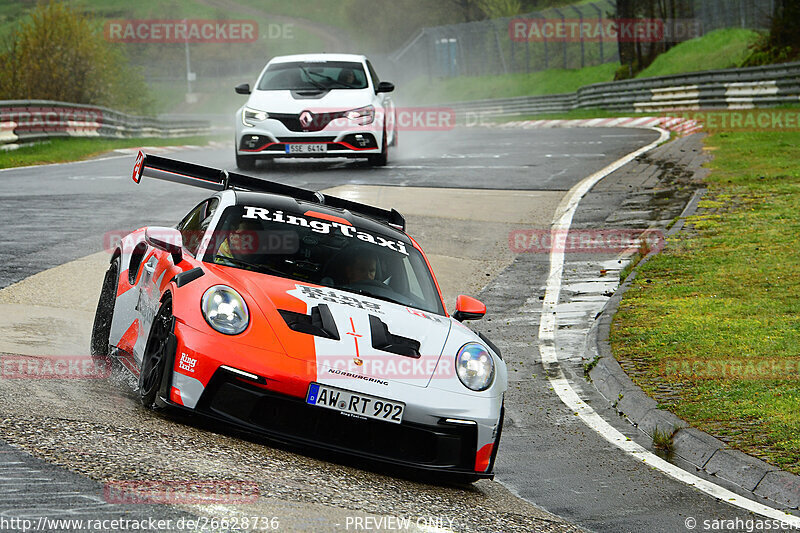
(278, 304, 340, 340)
(368, 315, 420, 358)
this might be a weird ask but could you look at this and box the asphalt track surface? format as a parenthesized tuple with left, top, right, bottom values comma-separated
(0, 127, 783, 532)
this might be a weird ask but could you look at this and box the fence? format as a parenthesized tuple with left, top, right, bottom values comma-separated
(0, 100, 211, 147)
(446, 61, 800, 121)
(392, 0, 775, 81)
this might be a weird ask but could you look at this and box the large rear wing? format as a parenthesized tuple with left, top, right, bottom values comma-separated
(131, 151, 406, 230)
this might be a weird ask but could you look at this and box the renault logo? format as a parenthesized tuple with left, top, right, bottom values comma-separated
(299, 111, 313, 129)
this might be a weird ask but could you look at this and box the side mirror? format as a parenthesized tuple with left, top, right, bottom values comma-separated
(145, 227, 183, 264)
(235, 83, 251, 95)
(453, 295, 486, 322)
(376, 81, 395, 94)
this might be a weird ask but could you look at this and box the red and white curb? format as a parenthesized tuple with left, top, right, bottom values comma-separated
(502, 116, 703, 136)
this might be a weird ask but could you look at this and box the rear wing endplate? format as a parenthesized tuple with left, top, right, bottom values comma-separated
(131, 151, 405, 230)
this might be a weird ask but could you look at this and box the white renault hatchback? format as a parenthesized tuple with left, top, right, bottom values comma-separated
(234, 54, 397, 169)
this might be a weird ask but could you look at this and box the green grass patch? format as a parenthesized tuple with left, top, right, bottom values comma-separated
(404, 63, 619, 104)
(610, 131, 800, 474)
(408, 27, 763, 105)
(0, 135, 222, 169)
(637, 28, 761, 78)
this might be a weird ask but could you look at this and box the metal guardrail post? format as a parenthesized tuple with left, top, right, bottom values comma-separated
(571, 6, 586, 69)
(591, 3, 604, 64)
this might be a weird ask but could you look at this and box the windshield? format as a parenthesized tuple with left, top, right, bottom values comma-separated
(257, 61, 369, 91)
(202, 205, 445, 315)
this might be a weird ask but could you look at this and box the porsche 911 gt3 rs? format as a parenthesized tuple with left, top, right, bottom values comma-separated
(233, 54, 397, 169)
(91, 152, 506, 480)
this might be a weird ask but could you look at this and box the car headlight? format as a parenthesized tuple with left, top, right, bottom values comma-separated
(345, 105, 374, 125)
(201, 285, 249, 335)
(242, 107, 269, 127)
(455, 343, 495, 391)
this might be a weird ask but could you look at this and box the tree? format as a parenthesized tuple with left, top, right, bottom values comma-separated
(477, 0, 523, 19)
(0, 1, 151, 113)
(614, 0, 695, 79)
(742, 0, 800, 65)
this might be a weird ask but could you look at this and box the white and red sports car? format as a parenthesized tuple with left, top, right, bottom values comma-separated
(91, 153, 506, 481)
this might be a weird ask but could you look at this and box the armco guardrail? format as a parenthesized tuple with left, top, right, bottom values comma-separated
(449, 61, 800, 122)
(0, 100, 211, 147)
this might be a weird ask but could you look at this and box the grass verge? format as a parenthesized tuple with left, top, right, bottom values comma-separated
(637, 28, 760, 78)
(0, 135, 222, 170)
(610, 131, 800, 474)
(404, 63, 619, 104)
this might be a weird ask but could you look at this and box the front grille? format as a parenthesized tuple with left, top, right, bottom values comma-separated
(270, 111, 347, 133)
(197, 372, 476, 470)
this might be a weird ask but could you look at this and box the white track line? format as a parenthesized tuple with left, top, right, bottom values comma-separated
(537, 126, 800, 524)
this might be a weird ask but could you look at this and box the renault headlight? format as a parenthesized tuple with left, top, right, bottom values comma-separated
(201, 285, 249, 335)
(242, 107, 269, 127)
(345, 105, 374, 125)
(455, 343, 495, 391)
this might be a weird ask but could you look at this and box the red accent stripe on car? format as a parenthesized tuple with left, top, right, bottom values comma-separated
(117, 268, 133, 297)
(474, 442, 494, 472)
(241, 142, 375, 152)
(117, 320, 140, 357)
(170, 386, 184, 405)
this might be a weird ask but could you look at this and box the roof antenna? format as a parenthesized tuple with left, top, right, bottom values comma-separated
(314, 191, 325, 204)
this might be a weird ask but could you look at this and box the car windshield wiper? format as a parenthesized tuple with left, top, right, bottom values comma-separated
(212, 255, 286, 277)
(298, 66, 327, 91)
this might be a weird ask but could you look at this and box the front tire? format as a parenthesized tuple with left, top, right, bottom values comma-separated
(235, 150, 257, 170)
(368, 129, 389, 166)
(139, 297, 174, 409)
(90, 257, 119, 358)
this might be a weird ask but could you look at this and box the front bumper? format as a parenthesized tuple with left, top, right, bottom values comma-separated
(237, 133, 381, 158)
(236, 117, 384, 158)
(191, 369, 490, 478)
(159, 321, 499, 479)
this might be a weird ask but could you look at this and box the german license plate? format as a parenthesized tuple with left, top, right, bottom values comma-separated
(286, 143, 327, 154)
(306, 382, 404, 424)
